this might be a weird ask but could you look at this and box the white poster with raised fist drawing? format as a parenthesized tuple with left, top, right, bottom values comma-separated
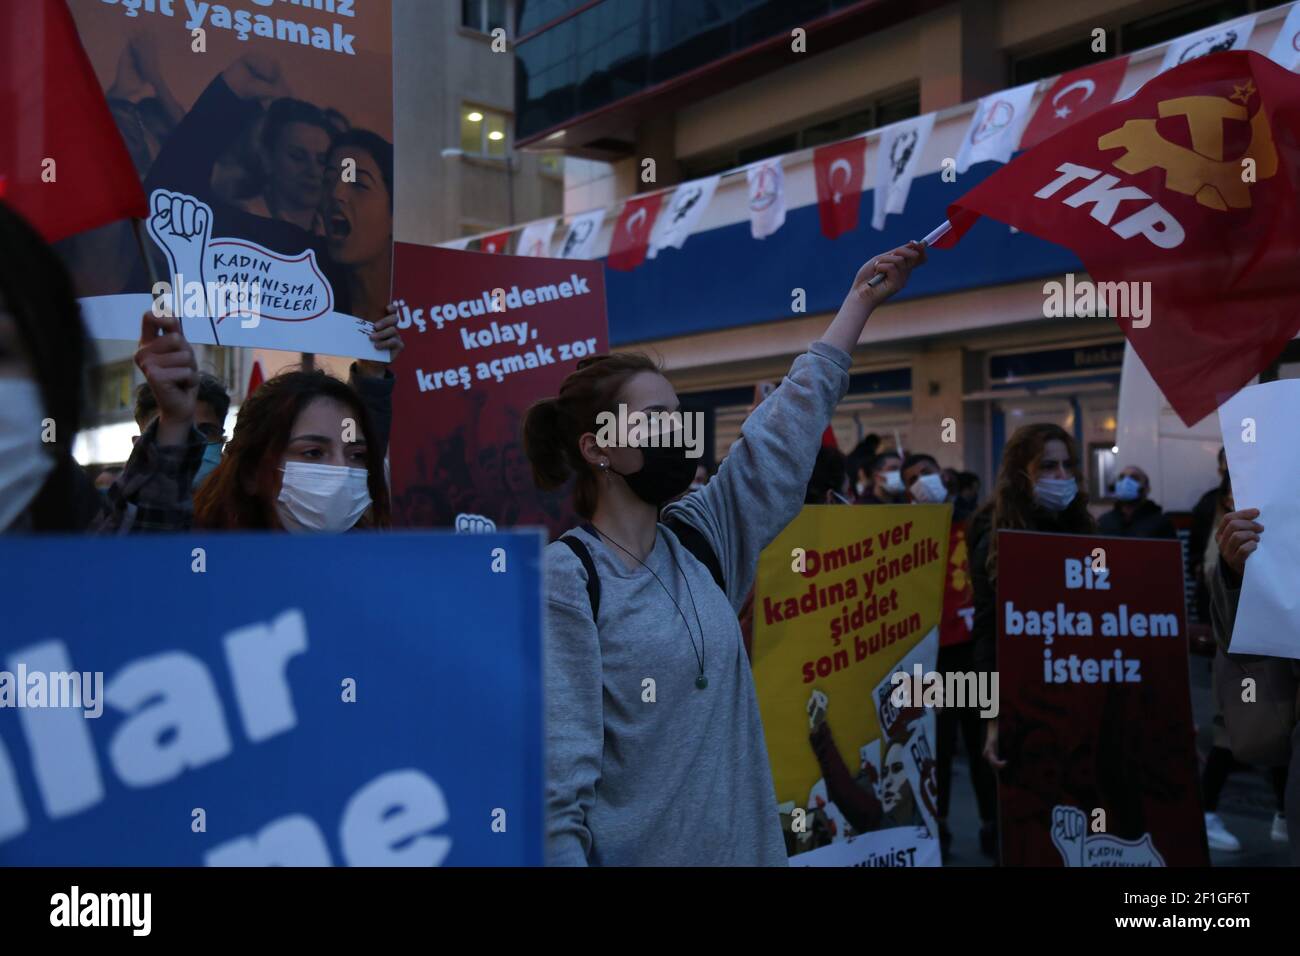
(62, 0, 393, 360)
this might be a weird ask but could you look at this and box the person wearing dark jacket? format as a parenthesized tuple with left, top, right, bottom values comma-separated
(970, 427, 1095, 735)
(0, 204, 104, 533)
(1189, 448, 1228, 620)
(1098, 465, 1176, 539)
(1209, 505, 1300, 864)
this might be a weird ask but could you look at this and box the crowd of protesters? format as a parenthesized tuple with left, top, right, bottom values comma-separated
(2, 195, 1293, 869)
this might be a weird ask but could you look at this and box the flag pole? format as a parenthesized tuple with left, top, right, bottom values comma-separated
(130, 217, 221, 345)
(867, 220, 950, 288)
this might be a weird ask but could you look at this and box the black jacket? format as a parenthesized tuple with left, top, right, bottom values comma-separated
(1097, 499, 1176, 539)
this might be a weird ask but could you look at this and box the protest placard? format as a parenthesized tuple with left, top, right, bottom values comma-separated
(996, 530, 1205, 866)
(752, 504, 951, 866)
(0, 532, 543, 866)
(64, 0, 392, 359)
(388, 242, 609, 538)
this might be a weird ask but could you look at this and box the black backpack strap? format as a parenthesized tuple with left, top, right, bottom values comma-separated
(663, 515, 726, 595)
(559, 535, 600, 620)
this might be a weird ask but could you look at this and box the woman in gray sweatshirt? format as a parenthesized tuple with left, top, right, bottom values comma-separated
(523, 241, 927, 866)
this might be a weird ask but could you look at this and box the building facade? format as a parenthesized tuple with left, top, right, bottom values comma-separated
(499, 0, 1300, 509)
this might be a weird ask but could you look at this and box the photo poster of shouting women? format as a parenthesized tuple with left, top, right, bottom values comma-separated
(387, 243, 609, 538)
(61, 0, 393, 360)
(752, 504, 951, 867)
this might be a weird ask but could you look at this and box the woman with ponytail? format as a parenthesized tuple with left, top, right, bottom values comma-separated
(968, 422, 1094, 778)
(527, 241, 927, 866)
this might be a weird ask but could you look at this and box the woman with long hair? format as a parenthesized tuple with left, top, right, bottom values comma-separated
(193, 370, 389, 532)
(969, 422, 1094, 773)
(525, 241, 926, 866)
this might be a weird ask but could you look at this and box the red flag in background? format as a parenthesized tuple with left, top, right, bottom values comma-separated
(245, 360, 265, 400)
(607, 193, 663, 271)
(935, 51, 1300, 427)
(812, 138, 866, 239)
(0, 0, 146, 242)
(480, 230, 513, 254)
(1020, 57, 1129, 150)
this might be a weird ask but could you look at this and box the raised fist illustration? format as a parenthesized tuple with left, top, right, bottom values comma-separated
(455, 513, 497, 534)
(147, 189, 212, 301)
(807, 689, 828, 731)
(1050, 805, 1087, 867)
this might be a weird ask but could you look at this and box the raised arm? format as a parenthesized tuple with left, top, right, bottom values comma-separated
(663, 243, 926, 609)
(95, 311, 204, 533)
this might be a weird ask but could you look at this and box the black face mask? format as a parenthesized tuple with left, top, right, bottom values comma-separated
(610, 432, 697, 507)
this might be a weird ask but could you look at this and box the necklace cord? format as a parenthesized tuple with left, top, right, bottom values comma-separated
(589, 522, 705, 676)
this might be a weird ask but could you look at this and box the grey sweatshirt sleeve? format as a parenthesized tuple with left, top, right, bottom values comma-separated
(542, 544, 603, 866)
(663, 340, 851, 611)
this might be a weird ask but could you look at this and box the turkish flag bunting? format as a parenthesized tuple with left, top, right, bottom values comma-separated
(1020, 57, 1129, 151)
(812, 138, 866, 239)
(935, 52, 1300, 427)
(607, 193, 663, 271)
(480, 231, 513, 254)
(0, 0, 147, 243)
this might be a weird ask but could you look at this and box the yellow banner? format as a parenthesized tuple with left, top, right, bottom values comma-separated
(753, 504, 951, 861)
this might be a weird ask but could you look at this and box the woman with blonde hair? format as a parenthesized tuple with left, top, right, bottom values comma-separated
(526, 242, 927, 866)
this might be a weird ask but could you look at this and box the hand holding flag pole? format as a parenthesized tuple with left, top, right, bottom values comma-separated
(866, 220, 951, 288)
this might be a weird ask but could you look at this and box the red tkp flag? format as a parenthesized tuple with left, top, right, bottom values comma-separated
(1020, 57, 1129, 151)
(813, 138, 865, 239)
(820, 425, 839, 449)
(607, 193, 663, 271)
(0, 0, 147, 243)
(935, 51, 1300, 427)
(480, 231, 512, 254)
(246, 360, 265, 399)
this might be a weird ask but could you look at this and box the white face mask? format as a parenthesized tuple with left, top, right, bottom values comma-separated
(909, 472, 948, 504)
(276, 461, 371, 533)
(854, 480, 867, 497)
(0, 380, 56, 532)
(881, 470, 904, 494)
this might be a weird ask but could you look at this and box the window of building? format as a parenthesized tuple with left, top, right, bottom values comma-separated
(96, 360, 136, 420)
(517, 0, 587, 38)
(539, 152, 564, 176)
(681, 88, 919, 178)
(463, 0, 509, 34)
(461, 104, 510, 157)
(1011, 0, 1263, 85)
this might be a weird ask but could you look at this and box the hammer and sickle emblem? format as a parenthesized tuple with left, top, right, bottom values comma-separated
(1097, 94, 1277, 210)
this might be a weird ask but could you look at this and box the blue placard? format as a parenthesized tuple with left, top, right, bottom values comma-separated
(0, 531, 543, 866)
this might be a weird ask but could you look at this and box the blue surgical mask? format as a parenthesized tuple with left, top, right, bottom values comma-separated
(1034, 477, 1078, 512)
(192, 441, 223, 490)
(1114, 475, 1142, 502)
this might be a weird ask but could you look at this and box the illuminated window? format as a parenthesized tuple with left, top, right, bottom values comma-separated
(461, 104, 510, 157)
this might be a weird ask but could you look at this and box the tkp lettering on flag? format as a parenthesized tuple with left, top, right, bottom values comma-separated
(936, 51, 1300, 427)
(148, 190, 333, 330)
